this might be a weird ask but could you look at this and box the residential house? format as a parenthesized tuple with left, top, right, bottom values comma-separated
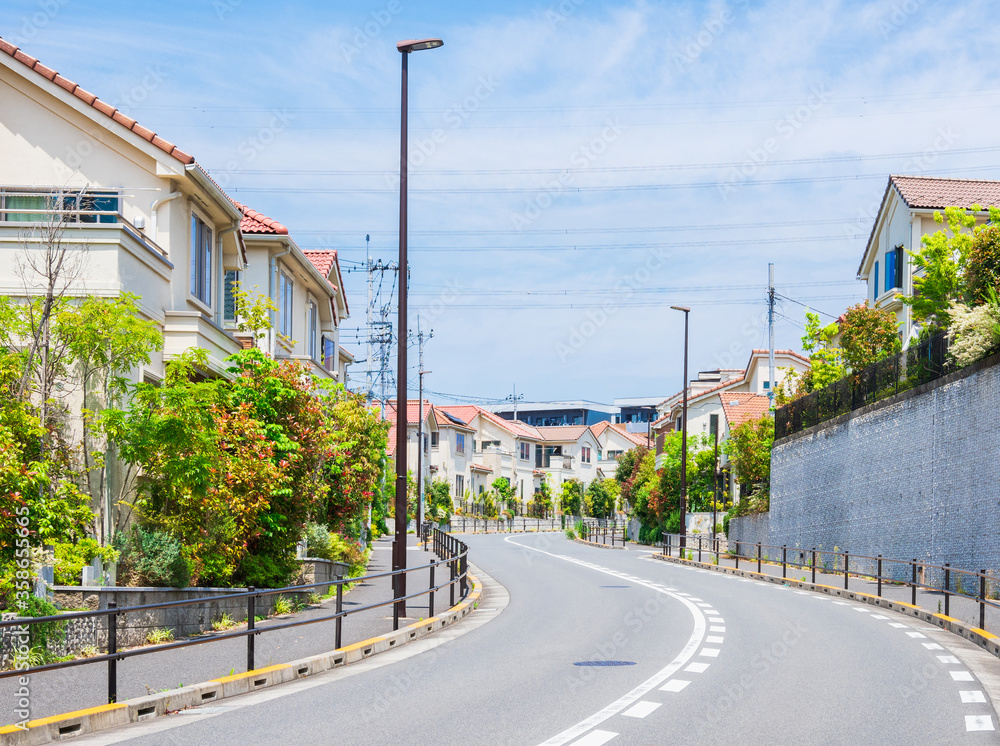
(384, 399, 436, 494)
(0, 37, 350, 383)
(651, 349, 809, 501)
(590, 421, 650, 478)
(859, 175, 1000, 344)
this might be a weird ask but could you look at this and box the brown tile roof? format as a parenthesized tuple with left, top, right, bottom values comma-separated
(535, 425, 589, 441)
(0, 37, 194, 165)
(861, 175, 1000, 275)
(438, 406, 544, 441)
(470, 464, 493, 473)
(720, 393, 770, 429)
(890, 175, 1000, 210)
(750, 348, 811, 367)
(236, 202, 288, 235)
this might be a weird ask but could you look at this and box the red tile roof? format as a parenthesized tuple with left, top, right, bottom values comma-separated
(236, 202, 288, 235)
(610, 422, 651, 447)
(0, 37, 194, 164)
(470, 464, 492, 473)
(720, 392, 771, 429)
(303, 249, 349, 316)
(750, 348, 811, 367)
(383, 399, 433, 456)
(438, 405, 543, 440)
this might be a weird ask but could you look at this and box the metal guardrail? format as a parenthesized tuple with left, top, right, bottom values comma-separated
(662, 532, 1000, 633)
(775, 332, 953, 438)
(0, 530, 470, 706)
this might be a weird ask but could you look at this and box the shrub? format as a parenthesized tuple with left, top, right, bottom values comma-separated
(18, 595, 65, 651)
(304, 522, 335, 561)
(114, 526, 191, 588)
(54, 539, 119, 586)
(272, 595, 294, 616)
(947, 300, 1000, 367)
(236, 553, 298, 589)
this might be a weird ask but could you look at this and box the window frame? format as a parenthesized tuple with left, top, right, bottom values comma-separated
(455, 433, 466, 454)
(278, 268, 294, 338)
(308, 300, 319, 361)
(190, 213, 213, 306)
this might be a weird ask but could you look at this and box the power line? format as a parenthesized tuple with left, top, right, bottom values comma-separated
(222, 164, 1000, 195)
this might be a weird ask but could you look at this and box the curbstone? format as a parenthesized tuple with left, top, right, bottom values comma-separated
(0, 573, 483, 745)
(652, 554, 1000, 660)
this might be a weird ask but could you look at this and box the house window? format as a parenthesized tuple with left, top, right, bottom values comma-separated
(223, 271, 239, 323)
(480, 440, 500, 452)
(0, 189, 119, 223)
(581, 446, 591, 464)
(322, 337, 336, 372)
(675, 416, 682, 432)
(190, 214, 213, 305)
(608, 450, 624, 460)
(308, 301, 319, 361)
(597, 449, 603, 462)
(519, 442, 530, 460)
(709, 413, 719, 439)
(278, 269, 293, 337)
(873, 260, 879, 302)
(431, 431, 439, 448)
(891, 245, 903, 290)
(456, 433, 466, 454)
(455, 474, 464, 497)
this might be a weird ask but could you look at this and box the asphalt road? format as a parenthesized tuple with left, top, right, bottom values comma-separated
(76, 533, 999, 745)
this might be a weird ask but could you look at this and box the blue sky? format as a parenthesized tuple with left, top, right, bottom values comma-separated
(5, 0, 1000, 405)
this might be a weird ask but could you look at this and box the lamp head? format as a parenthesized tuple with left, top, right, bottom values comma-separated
(670, 305, 691, 313)
(397, 38, 444, 53)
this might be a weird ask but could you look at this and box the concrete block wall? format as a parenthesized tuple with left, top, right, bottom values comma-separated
(729, 351, 1000, 574)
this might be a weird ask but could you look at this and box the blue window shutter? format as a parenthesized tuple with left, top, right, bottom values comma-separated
(874, 261, 879, 302)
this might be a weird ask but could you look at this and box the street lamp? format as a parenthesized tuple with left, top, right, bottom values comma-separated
(393, 37, 443, 622)
(671, 305, 689, 550)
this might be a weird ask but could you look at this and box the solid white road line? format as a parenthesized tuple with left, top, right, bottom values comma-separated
(572, 730, 619, 745)
(505, 537, 708, 746)
(660, 680, 691, 692)
(622, 701, 662, 719)
(960, 691, 987, 703)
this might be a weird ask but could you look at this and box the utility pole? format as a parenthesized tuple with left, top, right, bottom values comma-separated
(415, 316, 433, 542)
(768, 263, 776, 410)
(506, 385, 524, 421)
(366, 234, 373, 402)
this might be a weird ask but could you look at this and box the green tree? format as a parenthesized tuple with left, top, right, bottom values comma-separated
(801, 311, 844, 389)
(492, 477, 516, 514)
(902, 205, 1000, 328)
(584, 479, 618, 518)
(722, 415, 774, 503)
(838, 301, 901, 372)
(965, 219, 1000, 306)
(559, 478, 583, 516)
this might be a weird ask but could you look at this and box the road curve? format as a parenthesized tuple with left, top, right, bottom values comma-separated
(74, 533, 998, 745)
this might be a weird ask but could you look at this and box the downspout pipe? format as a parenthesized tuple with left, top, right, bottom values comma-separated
(149, 190, 182, 244)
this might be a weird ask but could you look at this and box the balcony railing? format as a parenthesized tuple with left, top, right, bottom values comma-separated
(775, 332, 953, 438)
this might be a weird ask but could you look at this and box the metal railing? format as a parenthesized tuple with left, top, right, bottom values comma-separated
(662, 533, 1000, 633)
(450, 516, 578, 533)
(0, 530, 469, 706)
(775, 332, 954, 438)
(575, 518, 628, 547)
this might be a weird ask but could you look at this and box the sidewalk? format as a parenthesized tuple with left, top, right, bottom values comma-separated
(0, 533, 458, 724)
(658, 543, 1000, 635)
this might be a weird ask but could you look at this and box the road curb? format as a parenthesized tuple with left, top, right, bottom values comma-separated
(651, 554, 1000, 660)
(0, 574, 484, 745)
(574, 538, 625, 550)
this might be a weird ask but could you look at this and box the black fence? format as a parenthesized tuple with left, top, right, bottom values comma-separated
(662, 533, 1000, 634)
(0, 530, 469, 706)
(775, 332, 952, 438)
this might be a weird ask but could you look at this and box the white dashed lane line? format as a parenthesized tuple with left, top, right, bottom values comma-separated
(621, 701, 662, 719)
(572, 730, 618, 745)
(660, 680, 691, 692)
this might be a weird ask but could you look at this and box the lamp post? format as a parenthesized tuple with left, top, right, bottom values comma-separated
(394, 37, 443, 620)
(671, 305, 690, 549)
